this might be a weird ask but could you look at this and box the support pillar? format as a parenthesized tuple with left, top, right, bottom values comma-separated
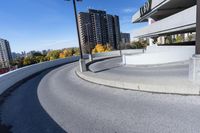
(149, 38, 154, 46)
(148, 18, 157, 46)
(79, 59, 86, 72)
(189, 55, 200, 83)
(196, 0, 200, 54)
(189, 0, 200, 83)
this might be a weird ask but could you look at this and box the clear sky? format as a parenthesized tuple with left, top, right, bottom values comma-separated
(0, 0, 147, 53)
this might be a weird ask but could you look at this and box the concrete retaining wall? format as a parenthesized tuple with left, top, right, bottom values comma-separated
(123, 46, 195, 65)
(92, 49, 143, 58)
(76, 69, 200, 95)
(0, 56, 81, 95)
(0, 49, 142, 96)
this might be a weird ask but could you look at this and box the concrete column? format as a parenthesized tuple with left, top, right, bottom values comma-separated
(148, 18, 155, 25)
(149, 38, 154, 46)
(189, 55, 200, 84)
(196, 0, 200, 54)
(189, 0, 200, 83)
(148, 18, 156, 46)
(184, 33, 189, 41)
(160, 36, 165, 44)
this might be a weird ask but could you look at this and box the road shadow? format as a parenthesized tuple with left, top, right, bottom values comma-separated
(0, 68, 67, 133)
(92, 65, 122, 73)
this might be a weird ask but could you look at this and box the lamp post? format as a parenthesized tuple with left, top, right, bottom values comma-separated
(85, 23, 93, 61)
(66, 0, 86, 72)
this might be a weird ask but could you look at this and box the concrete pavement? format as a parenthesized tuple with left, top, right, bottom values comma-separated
(77, 57, 200, 95)
(38, 62, 200, 133)
(0, 69, 66, 133)
(1, 62, 200, 132)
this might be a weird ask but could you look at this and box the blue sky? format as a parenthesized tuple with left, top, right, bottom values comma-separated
(0, 0, 147, 53)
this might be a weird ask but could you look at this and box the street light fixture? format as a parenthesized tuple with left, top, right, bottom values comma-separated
(65, 0, 86, 72)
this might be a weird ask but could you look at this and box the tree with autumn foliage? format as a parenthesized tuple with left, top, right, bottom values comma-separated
(59, 48, 79, 58)
(59, 49, 70, 58)
(92, 44, 112, 54)
(12, 47, 81, 68)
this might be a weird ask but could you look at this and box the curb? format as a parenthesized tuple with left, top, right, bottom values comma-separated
(86, 56, 121, 70)
(76, 69, 200, 96)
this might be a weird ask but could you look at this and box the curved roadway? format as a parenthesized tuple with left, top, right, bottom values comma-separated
(88, 57, 194, 88)
(1, 60, 200, 133)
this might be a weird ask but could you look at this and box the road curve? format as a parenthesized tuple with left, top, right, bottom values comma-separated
(38, 62, 200, 133)
(0, 69, 66, 133)
(1, 61, 200, 133)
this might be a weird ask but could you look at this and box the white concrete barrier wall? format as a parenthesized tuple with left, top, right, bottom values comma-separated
(122, 49, 144, 55)
(0, 56, 82, 95)
(92, 49, 144, 58)
(0, 49, 142, 95)
(92, 51, 120, 58)
(124, 46, 195, 65)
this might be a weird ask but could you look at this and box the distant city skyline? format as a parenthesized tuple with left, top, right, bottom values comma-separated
(0, 0, 147, 53)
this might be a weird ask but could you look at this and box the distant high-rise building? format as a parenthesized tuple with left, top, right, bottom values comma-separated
(106, 14, 115, 49)
(113, 15, 121, 49)
(0, 38, 12, 68)
(121, 33, 130, 44)
(78, 12, 93, 53)
(78, 9, 121, 53)
(121, 33, 131, 49)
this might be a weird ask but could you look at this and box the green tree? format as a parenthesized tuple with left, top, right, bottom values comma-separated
(188, 34, 193, 41)
(23, 56, 35, 66)
(35, 56, 47, 63)
(46, 50, 61, 60)
(11, 57, 24, 68)
(33, 52, 43, 57)
(73, 48, 80, 56)
(165, 36, 172, 44)
(131, 40, 147, 49)
(175, 35, 184, 43)
(0, 62, 3, 68)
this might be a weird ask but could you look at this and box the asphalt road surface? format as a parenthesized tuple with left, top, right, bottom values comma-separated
(89, 57, 194, 87)
(1, 61, 200, 133)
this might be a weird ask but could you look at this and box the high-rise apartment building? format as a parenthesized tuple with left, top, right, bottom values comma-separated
(113, 15, 121, 49)
(78, 9, 121, 53)
(106, 14, 115, 48)
(0, 38, 12, 68)
(121, 33, 130, 43)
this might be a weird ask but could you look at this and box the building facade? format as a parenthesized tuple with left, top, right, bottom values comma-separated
(121, 33, 130, 44)
(113, 15, 121, 49)
(0, 39, 12, 68)
(130, 0, 200, 82)
(78, 9, 121, 53)
(132, 0, 196, 45)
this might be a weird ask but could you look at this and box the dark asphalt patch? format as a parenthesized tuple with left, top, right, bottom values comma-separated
(0, 123, 12, 133)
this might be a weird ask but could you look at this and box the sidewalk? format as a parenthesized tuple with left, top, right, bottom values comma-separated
(76, 57, 200, 95)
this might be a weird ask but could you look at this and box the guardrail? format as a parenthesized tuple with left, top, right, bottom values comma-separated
(0, 49, 143, 96)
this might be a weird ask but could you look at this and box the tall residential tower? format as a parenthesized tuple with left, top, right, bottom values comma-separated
(0, 38, 12, 68)
(78, 9, 121, 53)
